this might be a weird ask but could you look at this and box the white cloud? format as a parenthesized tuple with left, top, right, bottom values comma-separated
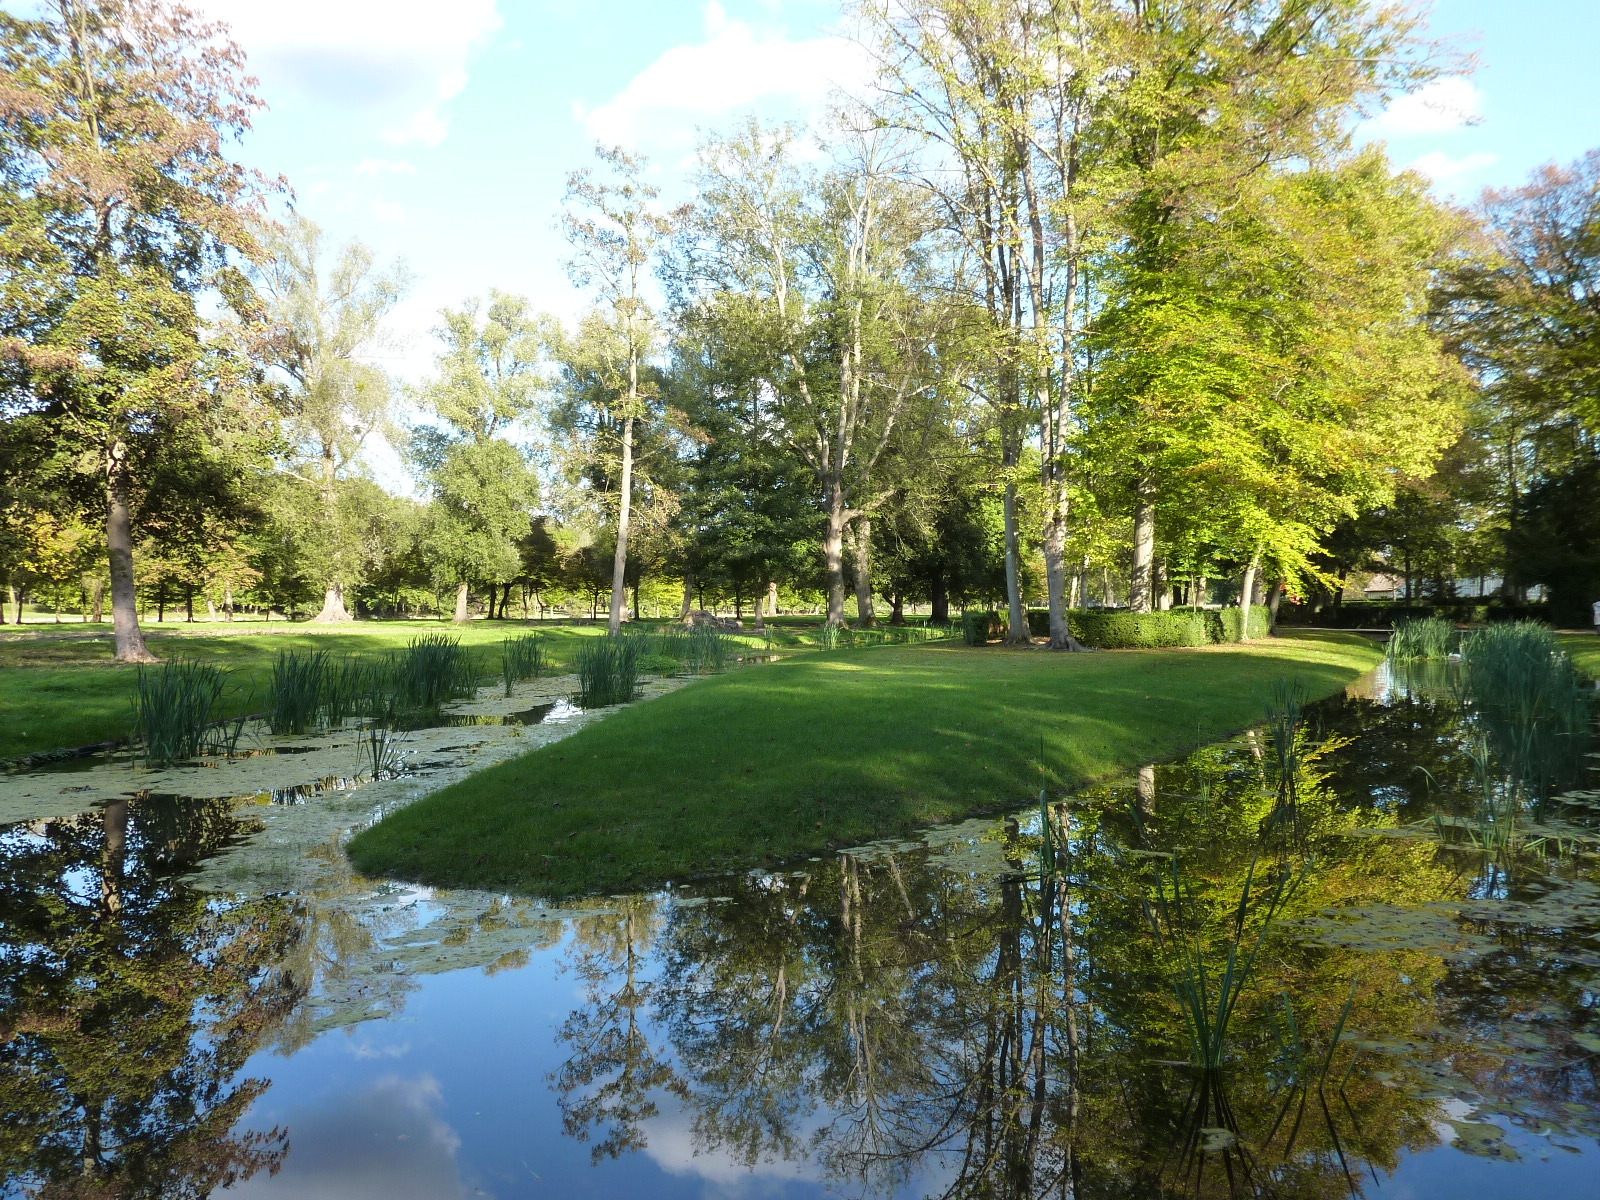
(198, 0, 502, 146)
(582, 2, 873, 150)
(1369, 77, 1483, 136)
(1409, 150, 1498, 181)
(354, 158, 419, 177)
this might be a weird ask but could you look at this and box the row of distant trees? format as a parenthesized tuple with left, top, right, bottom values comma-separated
(3, 0, 1597, 660)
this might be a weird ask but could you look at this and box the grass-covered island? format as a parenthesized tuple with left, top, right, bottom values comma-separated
(347, 630, 1384, 898)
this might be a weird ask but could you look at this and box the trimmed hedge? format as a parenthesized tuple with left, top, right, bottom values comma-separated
(1022, 606, 1271, 648)
(1276, 601, 1550, 629)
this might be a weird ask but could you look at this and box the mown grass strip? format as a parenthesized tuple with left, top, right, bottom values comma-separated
(347, 632, 1384, 899)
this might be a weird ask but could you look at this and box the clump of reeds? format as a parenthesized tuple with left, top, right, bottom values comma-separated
(502, 634, 547, 695)
(683, 625, 731, 673)
(267, 648, 331, 735)
(1458, 621, 1591, 801)
(1387, 615, 1455, 661)
(134, 660, 228, 767)
(577, 636, 641, 708)
(819, 623, 841, 650)
(358, 723, 407, 781)
(1261, 680, 1308, 836)
(389, 634, 477, 713)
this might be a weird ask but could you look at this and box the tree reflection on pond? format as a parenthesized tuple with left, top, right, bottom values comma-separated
(554, 673, 1600, 1197)
(0, 795, 304, 1198)
(2, 664, 1596, 1198)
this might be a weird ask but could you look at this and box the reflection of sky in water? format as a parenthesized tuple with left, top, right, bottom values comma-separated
(225, 963, 854, 1199)
(9, 659, 1600, 1200)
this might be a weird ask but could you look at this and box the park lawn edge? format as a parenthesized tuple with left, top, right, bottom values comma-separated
(346, 631, 1385, 900)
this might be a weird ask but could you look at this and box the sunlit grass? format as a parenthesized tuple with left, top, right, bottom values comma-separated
(348, 632, 1385, 898)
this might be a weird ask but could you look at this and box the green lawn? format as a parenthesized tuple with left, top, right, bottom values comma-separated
(347, 631, 1386, 899)
(0, 619, 612, 761)
(1562, 631, 1600, 677)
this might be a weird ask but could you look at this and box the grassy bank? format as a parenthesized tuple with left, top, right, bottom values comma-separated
(0, 621, 613, 761)
(348, 631, 1384, 899)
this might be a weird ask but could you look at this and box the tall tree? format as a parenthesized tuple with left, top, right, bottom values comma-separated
(414, 292, 542, 621)
(562, 146, 671, 634)
(671, 120, 941, 628)
(0, 0, 270, 660)
(252, 213, 406, 622)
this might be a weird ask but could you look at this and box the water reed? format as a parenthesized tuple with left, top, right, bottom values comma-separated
(1386, 615, 1454, 661)
(134, 660, 228, 767)
(502, 634, 547, 695)
(1458, 621, 1590, 801)
(267, 649, 331, 735)
(577, 636, 642, 708)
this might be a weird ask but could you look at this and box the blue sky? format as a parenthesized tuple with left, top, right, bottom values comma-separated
(178, 0, 1600, 485)
(198, 0, 1600, 374)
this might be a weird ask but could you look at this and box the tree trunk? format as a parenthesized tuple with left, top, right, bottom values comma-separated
(1001, 476, 1028, 643)
(679, 570, 694, 624)
(185, 586, 194, 623)
(823, 480, 848, 628)
(205, 598, 217, 620)
(106, 441, 155, 662)
(851, 516, 875, 627)
(1267, 579, 1285, 629)
(314, 583, 353, 623)
(314, 445, 353, 622)
(1238, 548, 1261, 642)
(930, 568, 949, 625)
(1129, 474, 1156, 613)
(453, 581, 469, 623)
(608, 410, 635, 634)
(1155, 560, 1173, 610)
(889, 589, 905, 625)
(222, 583, 232, 622)
(766, 580, 778, 619)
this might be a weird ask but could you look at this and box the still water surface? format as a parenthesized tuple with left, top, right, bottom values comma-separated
(3, 662, 1599, 1198)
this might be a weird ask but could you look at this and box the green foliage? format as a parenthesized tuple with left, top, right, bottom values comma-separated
(133, 660, 227, 767)
(1040, 607, 1271, 649)
(577, 636, 642, 708)
(1387, 616, 1455, 661)
(961, 610, 1001, 646)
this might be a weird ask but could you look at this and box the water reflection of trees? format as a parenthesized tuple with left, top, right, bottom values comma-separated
(554, 690, 1600, 1197)
(0, 795, 305, 1199)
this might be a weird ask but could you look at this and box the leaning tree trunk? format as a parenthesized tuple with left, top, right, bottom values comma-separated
(823, 479, 849, 628)
(452, 581, 469, 623)
(105, 439, 155, 663)
(851, 516, 875, 627)
(679, 569, 694, 624)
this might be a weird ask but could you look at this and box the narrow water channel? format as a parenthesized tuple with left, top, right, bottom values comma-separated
(3, 662, 1598, 1198)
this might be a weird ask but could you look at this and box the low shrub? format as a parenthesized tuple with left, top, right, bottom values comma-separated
(961, 610, 1003, 645)
(1067, 609, 1213, 649)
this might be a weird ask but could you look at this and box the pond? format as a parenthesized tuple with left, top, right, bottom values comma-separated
(2, 660, 1599, 1198)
